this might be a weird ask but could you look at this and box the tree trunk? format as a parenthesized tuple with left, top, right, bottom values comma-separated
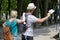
(17, 0, 24, 18)
(0, 0, 1, 19)
(45, 0, 48, 25)
(8, 0, 10, 15)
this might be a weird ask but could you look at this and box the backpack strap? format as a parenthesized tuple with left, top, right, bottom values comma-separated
(25, 14, 30, 27)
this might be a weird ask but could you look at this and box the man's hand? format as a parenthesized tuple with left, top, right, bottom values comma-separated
(47, 13, 51, 17)
(48, 9, 55, 14)
(47, 9, 55, 17)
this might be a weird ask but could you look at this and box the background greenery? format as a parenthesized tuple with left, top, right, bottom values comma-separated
(0, 0, 60, 26)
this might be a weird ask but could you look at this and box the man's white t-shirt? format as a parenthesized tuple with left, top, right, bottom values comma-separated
(23, 14, 38, 37)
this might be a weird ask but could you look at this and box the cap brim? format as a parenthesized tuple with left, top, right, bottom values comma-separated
(27, 6, 36, 10)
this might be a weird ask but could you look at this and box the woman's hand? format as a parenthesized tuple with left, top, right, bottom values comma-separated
(22, 12, 25, 22)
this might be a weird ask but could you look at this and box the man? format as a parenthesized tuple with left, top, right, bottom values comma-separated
(22, 3, 55, 40)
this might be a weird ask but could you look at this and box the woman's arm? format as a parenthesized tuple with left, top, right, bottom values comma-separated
(3, 23, 6, 27)
(17, 13, 25, 23)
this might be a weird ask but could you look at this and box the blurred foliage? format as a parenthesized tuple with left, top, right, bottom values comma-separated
(1, 0, 57, 13)
(1, 0, 17, 13)
(0, 0, 60, 25)
(10, 0, 17, 10)
(1, 0, 32, 13)
(23, 0, 32, 11)
(1, 0, 8, 12)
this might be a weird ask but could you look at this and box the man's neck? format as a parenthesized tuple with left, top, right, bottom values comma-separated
(27, 12, 32, 15)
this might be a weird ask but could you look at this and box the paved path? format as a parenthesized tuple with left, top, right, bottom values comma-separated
(18, 24, 59, 40)
(0, 27, 3, 40)
(34, 24, 59, 40)
(0, 24, 59, 40)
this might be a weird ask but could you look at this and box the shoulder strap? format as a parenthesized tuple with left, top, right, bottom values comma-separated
(25, 14, 30, 27)
(25, 14, 30, 23)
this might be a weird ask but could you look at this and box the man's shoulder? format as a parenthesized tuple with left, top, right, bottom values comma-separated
(29, 15, 37, 20)
(28, 15, 36, 17)
(28, 15, 38, 23)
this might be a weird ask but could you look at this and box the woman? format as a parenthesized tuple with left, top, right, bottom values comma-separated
(3, 10, 25, 40)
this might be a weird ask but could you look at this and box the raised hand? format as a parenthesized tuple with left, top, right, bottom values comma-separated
(48, 9, 55, 14)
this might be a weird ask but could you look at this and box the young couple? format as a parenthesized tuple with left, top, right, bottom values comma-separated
(3, 3, 55, 40)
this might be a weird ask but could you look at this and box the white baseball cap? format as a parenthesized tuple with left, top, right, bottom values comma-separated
(27, 3, 36, 10)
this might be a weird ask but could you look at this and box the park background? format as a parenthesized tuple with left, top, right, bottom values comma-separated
(0, 0, 60, 40)
(0, 0, 60, 27)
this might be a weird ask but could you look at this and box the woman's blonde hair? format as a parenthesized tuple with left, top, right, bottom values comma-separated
(11, 10, 17, 18)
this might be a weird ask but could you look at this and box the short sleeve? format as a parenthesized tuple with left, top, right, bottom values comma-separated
(29, 15, 38, 23)
(5, 20, 10, 27)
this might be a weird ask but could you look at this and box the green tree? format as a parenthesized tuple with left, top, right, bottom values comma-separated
(1, 0, 8, 12)
(17, 0, 32, 18)
(10, 0, 17, 10)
